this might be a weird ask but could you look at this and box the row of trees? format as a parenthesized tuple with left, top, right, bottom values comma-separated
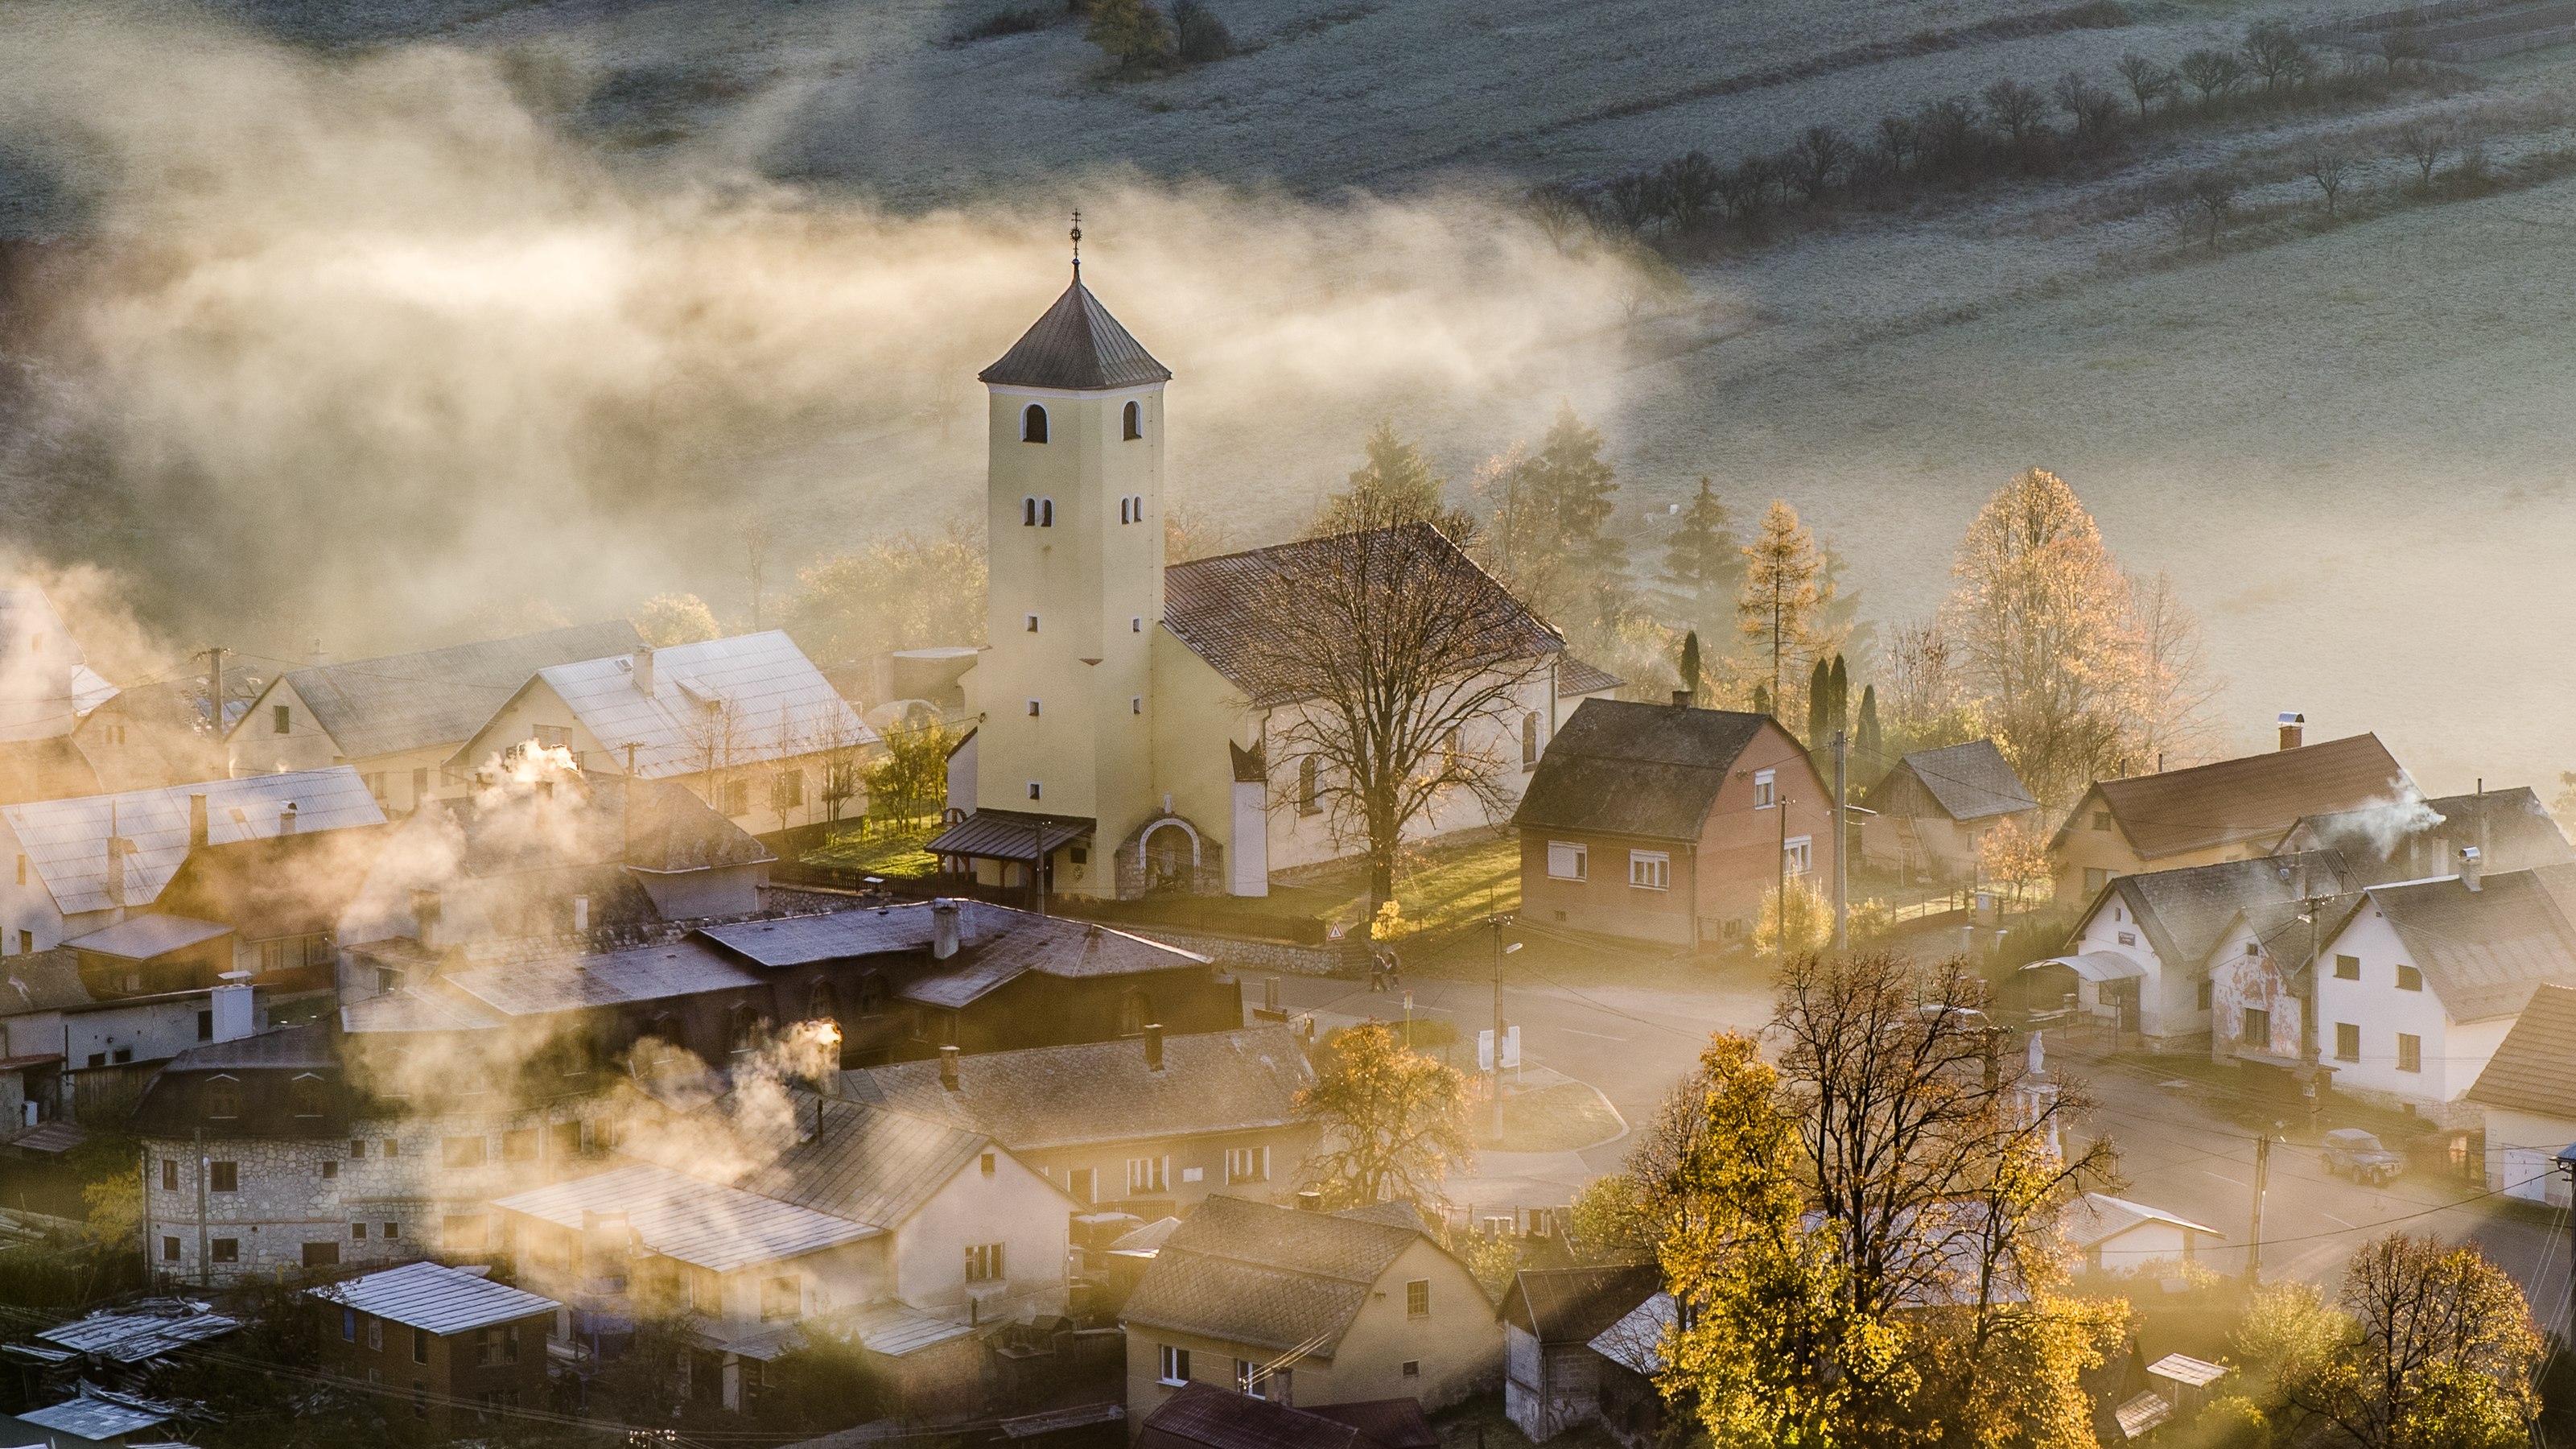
(1538, 19, 2456, 250)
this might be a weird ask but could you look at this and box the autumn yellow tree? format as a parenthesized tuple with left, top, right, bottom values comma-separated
(1976, 815, 2051, 911)
(1942, 469, 2141, 808)
(1297, 1022, 1474, 1209)
(1736, 500, 1844, 724)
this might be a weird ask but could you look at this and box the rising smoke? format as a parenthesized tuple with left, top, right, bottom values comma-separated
(0, 3, 1650, 665)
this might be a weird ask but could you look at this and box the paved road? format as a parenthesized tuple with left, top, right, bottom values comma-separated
(1263, 953, 2576, 1323)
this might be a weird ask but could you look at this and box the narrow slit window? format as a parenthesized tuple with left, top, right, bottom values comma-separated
(1022, 404, 1049, 443)
(1040, 498, 1054, 526)
(1124, 400, 1143, 440)
(1023, 497, 1037, 526)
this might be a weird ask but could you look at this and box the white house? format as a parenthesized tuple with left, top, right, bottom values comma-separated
(2025, 852, 2355, 1051)
(2062, 1192, 2224, 1274)
(445, 631, 876, 840)
(2464, 981, 2576, 1207)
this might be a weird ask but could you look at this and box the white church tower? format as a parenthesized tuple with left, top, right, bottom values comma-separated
(966, 222, 1173, 887)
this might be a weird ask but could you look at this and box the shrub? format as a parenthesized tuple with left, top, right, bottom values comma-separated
(1170, 0, 1233, 62)
(1086, 0, 1174, 76)
(954, 4, 1053, 42)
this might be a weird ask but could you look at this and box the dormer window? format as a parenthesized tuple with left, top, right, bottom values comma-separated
(1022, 404, 1049, 444)
(206, 1075, 241, 1121)
(1124, 400, 1143, 440)
(291, 1073, 326, 1118)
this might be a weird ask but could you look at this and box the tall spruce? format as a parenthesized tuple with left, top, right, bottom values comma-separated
(1662, 476, 1741, 635)
(1478, 400, 1626, 634)
(1856, 683, 1882, 768)
(1319, 419, 1473, 541)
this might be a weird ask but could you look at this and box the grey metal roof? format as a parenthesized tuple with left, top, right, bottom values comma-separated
(637, 1090, 993, 1229)
(2467, 982, 2576, 1118)
(340, 989, 505, 1034)
(19, 1387, 175, 1439)
(492, 1162, 880, 1274)
(2358, 864, 2576, 1022)
(1163, 523, 1561, 705)
(260, 619, 645, 759)
(1502, 1264, 1663, 1345)
(441, 938, 765, 1017)
(1511, 699, 1775, 841)
(702, 906, 939, 965)
(979, 277, 1173, 391)
(1122, 1197, 1430, 1353)
(2062, 1192, 2220, 1250)
(1587, 1292, 1673, 1375)
(2, 767, 385, 915)
(2100, 851, 2355, 973)
(2281, 786, 2575, 886)
(1873, 739, 2037, 823)
(841, 1299, 984, 1357)
(35, 1302, 237, 1362)
(839, 1025, 1313, 1151)
(1136, 1381, 1366, 1449)
(1556, 655, 1622, 697)
(484, 630, 873, 783)
(61, 913, 230, 961)
(926, 811, 1094, 864)
(163, 1021, 337, 1072)
(700, 901, 1206, 1004)
(311, 1261, 558, 1335)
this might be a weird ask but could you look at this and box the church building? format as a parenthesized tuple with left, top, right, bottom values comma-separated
(935, 258, 1612, 901)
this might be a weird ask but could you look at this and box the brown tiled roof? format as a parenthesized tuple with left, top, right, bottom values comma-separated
(980, 278, 1172, 391)
(1162, 524, 1560, 705)
(1511, 699, 1776, 842)
(2350, 864, 2576, 1023)
(1865, 738, 2035, 824)
(2467, 981, 2576, 1119)
(2063, 734, 2407, 861)
(1122, 1197, 1428, 1353)
(2280, 786, 2574, 886)
(1500, 1264, 1661, 1345)
(838, 1026, 1313, 1151)
(1556, 655, 1621, 697)
(1136, 1382, 1367, 1449)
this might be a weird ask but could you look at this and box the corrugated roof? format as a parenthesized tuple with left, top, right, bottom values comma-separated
(1163, 524, 1560, 706)
(635, 1090, 991, 1229)
(1870, 739, 2037, 823)
(2280, 787, 2575, 887)
(2467, 981, 2576, 1118)
(2067, 734, 2409, 861)
(262, 620, 645, 759)
(2, 767, 385, 915)
(925, 811, 1094, 864)
(33, 1303, 238, 1363)
(1502, 1264, 1661, 1345)
(492, 1162, 880, 1274)
(1511, 699, 1774, 841)
(498, 631, 874, 783)
(161, 1021, 337, 1072)
(980, 277, 1173, 391)
(2362, 865, 2576, 1022)
(340, 989, 506, 1034)
(0, 736, 100, 807)
(700, 901, 1206, 1009)
(1587, 1291, 1673, 1375)
(62, 913, 230, 960)
(839, 1026, 1313, 1151)
(2062, 1191, 2221, 1250)
(19, 1389, 174, 1439)
(1123, 1197, 1428, 1353)
(441, 938, 765, 1017)
(311, 1261, 558, 1335)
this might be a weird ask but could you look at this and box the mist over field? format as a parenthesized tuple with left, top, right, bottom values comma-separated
(3, 0, 2575, 791)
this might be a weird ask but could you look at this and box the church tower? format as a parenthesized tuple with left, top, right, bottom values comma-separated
(971, 226, 1171, 873)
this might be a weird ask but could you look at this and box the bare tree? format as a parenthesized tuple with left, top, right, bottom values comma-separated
(2052, 72, 2123, 148)
(1658, 151, 1722, 233)
(2380, 24, 2430, 72)
(1524, 182, 1595, 253)
(2114, 52, 2173, 118)
(2178, 48, 2245, 102)
(1875, 113, 1917, 172)
(2125, 568, 2225, 771)
(2306, 142, 2352, 217)
(1235, 497, 1556, 906)
(2399, 117, 2450, 183)
(740, 514, 777, 631)
(1603, 171, 1656, 234)
(805, 703, 878, 829)
(1980, 78, 2050, 147)
(2241, 20, 2314, 93)
(1793, 126, 1853, 200)
(2187, 167, 2240, 247)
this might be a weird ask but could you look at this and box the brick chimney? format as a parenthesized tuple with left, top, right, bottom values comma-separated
(1671, 689, 1693, 709)
(2277, 712, 2306, 751)
(2459, 845, 2483, 892)
(931, 898, 961, 960)
(1144, 1022, 1165, 1072)
(631, 646, 655, 698)
(939, 1043, 962, 1091)
(188, 793, 208, 848)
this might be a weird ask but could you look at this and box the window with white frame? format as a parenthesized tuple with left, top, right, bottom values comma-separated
(1784, 836, 1813, 875)
(1159, 1345, 1190, 1385)
(1226, 1146, 1269, 1183)
(1547, 842, 1588, 881)
(1629, 851, 1670, 891)
(965, 1242, 1006, 1282)
(1754, 769, 1776, 808)
(1236, 1360, 1292, 1402)
(1127, 1156, 1168, 1194)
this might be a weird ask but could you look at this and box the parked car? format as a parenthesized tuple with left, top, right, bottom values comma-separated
(2321, 1128, 2404, 1185)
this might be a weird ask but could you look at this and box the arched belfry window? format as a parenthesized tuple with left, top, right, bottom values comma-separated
(1040, 498, 1054, 527)
(1022, 404, 1049, 444)
(1023, 497, 1037, 527)
(1123, 401, 1143, 440)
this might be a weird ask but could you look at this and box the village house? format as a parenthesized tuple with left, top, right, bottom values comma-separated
(71, 675, 249, 796)
(2024, 851, 2358, 1051)
(1857, 738, 2038, 886)
(838, 1023, 1318, 1215)
(2211, 857, 2576, 1124)
(0, 587, 120, 811)
(335, 765, 774, 994)
(935, 269, 1610, 903)
(2463, 982, 2576, 1208)
(1582, 1292, 1679, 1449)
(2274, 785, 2573, 886)
(2062, 1191, 2224, 1274)
(1121, 1196, 1502, 1430)
(0, 948, 260, 1137)
(2048, 726, 2408, 902)
(309, 1261, 559, 1428)
(1499, 1264, 1662, 1443)
(443, 630, 876, 843)
(1137, 1381, 1440, 1449)
(1510, 697, 1835, 948)
(226, 620, 645, 817)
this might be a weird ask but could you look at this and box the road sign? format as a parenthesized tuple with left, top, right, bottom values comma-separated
(1478, 1030, 1493, 1071)
(1501, 1025, 1521, 1069)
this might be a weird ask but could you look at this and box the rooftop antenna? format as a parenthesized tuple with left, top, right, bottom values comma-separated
(1070, 210, 1082, 283)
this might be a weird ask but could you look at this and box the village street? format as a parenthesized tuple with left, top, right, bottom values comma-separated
(1266, 948, 2576, 1325)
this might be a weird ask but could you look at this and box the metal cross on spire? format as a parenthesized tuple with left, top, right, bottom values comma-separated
(1070, 210, 1082, 281)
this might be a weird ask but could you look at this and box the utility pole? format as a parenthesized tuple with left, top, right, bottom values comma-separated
(1034, 816, 1049, 917)
(2248, 1121, 2281, 1285)
(1486, 914, 1515, 1138)
(1775, 792, 1791, 956)
(200, 646, 228, 741)
(1832, 729, 1849, 952)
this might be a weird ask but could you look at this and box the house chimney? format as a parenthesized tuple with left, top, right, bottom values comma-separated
(307, 640, 328, 667)
(631, 646, 655, 697)
(105, 836, 126, 908)
(2459, 845, 2483, 892)
(1144, 1022, 1165, 1071)
(931, 898, 961, 960)
(188, 793, 208, 848)
(209, 974, 255, 1042)
(279, 802, 298, 836)
(2277, 712, 2305, 750)
(939, 1043, 961, 1091)
(1671, 689, 1692, 709)
(1295, 1189, 1323, 1212)
(411, 888, 441, 950)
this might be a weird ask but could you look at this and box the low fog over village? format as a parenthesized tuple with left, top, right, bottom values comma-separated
(6, 0, 2576, 1447)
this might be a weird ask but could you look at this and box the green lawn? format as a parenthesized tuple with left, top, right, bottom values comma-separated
(802, 819, 942, 878)
(1273, 828, 1523, 943)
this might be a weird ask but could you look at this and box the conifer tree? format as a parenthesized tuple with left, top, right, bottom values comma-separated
(1679, 630, 1703, 704)
(1320, 419, 1473, 541)
(1478, 401, 1626, 634)
(1806, 658, 1832, 749)
(1735, 500, 1837, 724)
(1661, 476, 1740, 635)
(1828, 654, 1850, 739)
(1856, 683, 1882, 768)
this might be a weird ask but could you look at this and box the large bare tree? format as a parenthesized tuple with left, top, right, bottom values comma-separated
(1234, 489, 1556, 905)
